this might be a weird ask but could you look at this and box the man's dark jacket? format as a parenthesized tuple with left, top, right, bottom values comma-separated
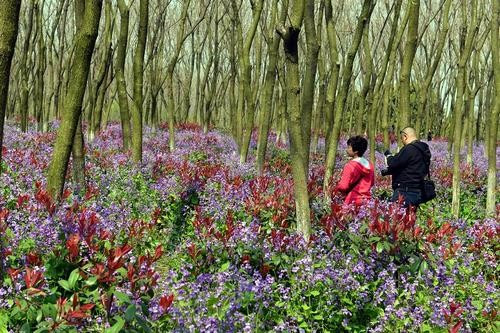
(386, 140, 431, 190)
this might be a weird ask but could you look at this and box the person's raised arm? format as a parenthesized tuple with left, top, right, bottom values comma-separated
(387, 146, 411, 172)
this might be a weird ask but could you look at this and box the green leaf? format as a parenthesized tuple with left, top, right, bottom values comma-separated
(310, 290, 320, 297)
(218, 261, 230, 272)
(58, 280, 71, 291)
(85, 276, 98, 286)
(20, 322, 31, 333)
(116, 267, 128, 277)
(114, 291, 131, 304)
(68, 269, 80, 289)
(41, 304, 56, 318)
(275, 301, 285, 307)
(105, 316, 125, 333)
(136, 315, 153, 333)
(471, 300, 483, 311)
(419, 260, 428, 274)
(124, 305, 136, 321)
(376, 242, 384, 253)
(313, 314, 324, 320)
(301, 304, 310, 311)
(36, 309, 43, 322)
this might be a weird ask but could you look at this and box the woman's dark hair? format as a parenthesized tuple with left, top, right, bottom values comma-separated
(347, 136, 368, 157)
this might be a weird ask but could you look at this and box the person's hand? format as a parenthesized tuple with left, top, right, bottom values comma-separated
(381, 168, 390, 176)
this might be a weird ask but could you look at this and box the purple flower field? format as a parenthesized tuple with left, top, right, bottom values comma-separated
(0, 123, 498, 332)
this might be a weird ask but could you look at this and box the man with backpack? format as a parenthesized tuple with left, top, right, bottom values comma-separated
(381, 127, 433, 208)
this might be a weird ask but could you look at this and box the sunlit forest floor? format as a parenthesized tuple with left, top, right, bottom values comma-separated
(0, 123, 498, 332)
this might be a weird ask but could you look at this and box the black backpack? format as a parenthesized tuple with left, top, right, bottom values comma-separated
(411, 143, 436, 203)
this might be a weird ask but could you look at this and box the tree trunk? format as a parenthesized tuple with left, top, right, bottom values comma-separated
(324, 0, 340, 155)
(398, 0, 420, 132)
(238, 0, 264, 164)
(19, 1, 34, 133)
(323, 0, 374, 191)
(70, 0, 87, 195)
(0, 0, 21, 169)
(300, 0, 319, 170)
(255, 0, 286, 174)
(415, 0, 451, 136)
(165, 0, 192, 151)
(451, 0, 477, 217)
(311, 1, 325, 155)
(486, 0, 499, 216)
(130, 0, 148, 162)
(46, 0, 102, 199)
(116, 0, 132, 150)
(278, 0, 310, 240)
(381, 3, 408, 149)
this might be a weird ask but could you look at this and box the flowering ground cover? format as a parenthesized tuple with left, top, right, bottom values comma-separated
(0, 123, 498, 332)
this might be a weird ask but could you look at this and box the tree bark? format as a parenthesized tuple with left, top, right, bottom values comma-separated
(323, 0, 374, 191)
(46, 0, 102, 199)
(278, 0, 310, 240)
(19, 1, 34, 133)
(238, 0, 264, 163)
(486, 0, 499, 216)
(116, 0, 132, 150)
(256, 0, 287, 174)
(300, 0, 319, 170)
(398, 0, 420, 133)
(0, 0, 21, 170)
(415, 0, 451, 137)
(324, 0, 340, 155)
(130, 0, 148, 162)
(451, 0, 477, 217)
(71, 0, 87, 196)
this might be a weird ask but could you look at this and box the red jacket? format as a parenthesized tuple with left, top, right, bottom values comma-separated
(335, 157, 375, 205)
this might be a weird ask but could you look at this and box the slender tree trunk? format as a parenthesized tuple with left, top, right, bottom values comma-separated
(130, 0, 148, 162)
(300, 0, 319, 170)
(19, 2, 34, 133)
(165, 0, 192, 151)
(238, 0, 264, 163)
(203, 8, 220, 134)
(311, 2, 325, 155)
(0, 0, 21, 170)
(256, 0, 286, 174)
(323, 0, 374, 191)
(324, 0, 340, 154)
(70, 0, 87, 195)
(381, 4, 408, 149)
(486, 0, 499, 215)
(398, 0, 420, 132)
(415, 0, 451, 136)
(116, 0, 132, 150)
(278, 0, 310, 240)
(466, 84, 476, 166)
(451, 0, 477, 217)
(46, 0, 102, 199)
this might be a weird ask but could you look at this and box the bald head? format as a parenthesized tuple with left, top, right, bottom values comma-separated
(400, 127, 418, 145)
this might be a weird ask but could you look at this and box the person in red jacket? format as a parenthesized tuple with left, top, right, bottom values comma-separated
(334, 136, 375, 205)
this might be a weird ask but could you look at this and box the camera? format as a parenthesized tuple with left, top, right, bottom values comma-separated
(383, 150, 392, 157)
(381, 168, 390, 176)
